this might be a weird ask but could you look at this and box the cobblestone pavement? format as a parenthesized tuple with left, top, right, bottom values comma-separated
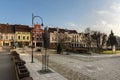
(32, 49, 120, 80)
(24, 47, 120, 80)
(16, 48, 67, 80)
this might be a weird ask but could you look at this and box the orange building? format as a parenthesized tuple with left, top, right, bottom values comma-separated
(32, 24, 44, 47)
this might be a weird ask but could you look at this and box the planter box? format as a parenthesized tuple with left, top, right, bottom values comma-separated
(17, 65, 26, 70)
(11, 51, 32, 80)
(20, 77, 33, 80)
(18, 68, 30, 79)
(15, 59, 26, 65)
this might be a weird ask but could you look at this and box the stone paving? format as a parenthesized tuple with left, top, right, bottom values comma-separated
(47, 54, 120, 80)
(16, 48, 67, 80)
(17, 47, 120, 80)
(32, 49, 120, 80)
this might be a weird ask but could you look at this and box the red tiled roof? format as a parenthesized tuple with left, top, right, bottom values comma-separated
(15, 25, 31, 32)
(0, 24, 15, 33)
(48, 28, 57, 32)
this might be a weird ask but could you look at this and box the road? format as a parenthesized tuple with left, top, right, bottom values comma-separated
(0, 47, 16, 80)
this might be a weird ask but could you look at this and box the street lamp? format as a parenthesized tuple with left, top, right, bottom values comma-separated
(31, 13, 43, 63)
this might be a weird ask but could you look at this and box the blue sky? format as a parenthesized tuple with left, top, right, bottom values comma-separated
(0, 0, 120, 35)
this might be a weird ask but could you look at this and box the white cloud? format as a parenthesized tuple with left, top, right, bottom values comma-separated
(67, 23, 77, 27)
(66, 22, 85, 33)
(97, 10, 108, 15)
(64, 2, 120, 36)
(95, 2, 120, 36)
(101, 20, 107, 25)
(110, 2, 120, 12)
(92, 20, 120, 36)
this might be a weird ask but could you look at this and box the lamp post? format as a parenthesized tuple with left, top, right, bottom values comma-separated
(31, 13, 43, 63)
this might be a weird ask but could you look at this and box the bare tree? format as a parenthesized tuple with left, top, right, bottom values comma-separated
(91, 31, 107, 53)
(102, 34, 107, 48)
(85, 27, 91, 33)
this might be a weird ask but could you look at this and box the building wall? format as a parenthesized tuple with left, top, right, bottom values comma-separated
(0, 23, 15, 46)
(0, 33, 15, 46)
(0, 40, 3, 46)
(32, 24, 44, 47)
(49, 32, 57, 48)
(15, 32, 31, 46)
(48, 28, 77, 49)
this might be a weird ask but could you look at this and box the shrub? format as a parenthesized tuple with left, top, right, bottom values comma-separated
(18, 42, 23, 48)
(57, 43, 63, 54)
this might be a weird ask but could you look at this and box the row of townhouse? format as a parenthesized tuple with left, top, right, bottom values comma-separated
(46, 27, 120, 50)
(0, 23, 44, 47)
(0, 23, 110, 49)
(44, 27, 98, 49)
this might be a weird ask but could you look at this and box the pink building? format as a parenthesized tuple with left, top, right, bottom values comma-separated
(32, 24, 44, 47)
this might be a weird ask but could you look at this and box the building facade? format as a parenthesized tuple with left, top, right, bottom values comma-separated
(45, 27, 98, 49)
(46, 27, 78, 49)
(0, 24, 15, 46)
(15, 25, 31, 46)
(32, 24, 44, 47)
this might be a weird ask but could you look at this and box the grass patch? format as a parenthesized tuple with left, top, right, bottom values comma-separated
(103, 50, 120, 54)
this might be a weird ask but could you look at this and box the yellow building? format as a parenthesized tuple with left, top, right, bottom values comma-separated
(15, 32, 31, 46)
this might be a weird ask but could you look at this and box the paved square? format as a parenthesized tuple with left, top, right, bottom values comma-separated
(16, 49, 67, 80)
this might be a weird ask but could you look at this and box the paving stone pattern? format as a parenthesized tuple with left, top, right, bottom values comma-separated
(19, 48, 120, 80)
(34, 50, 120, 80)
(16, 49, 67, 80)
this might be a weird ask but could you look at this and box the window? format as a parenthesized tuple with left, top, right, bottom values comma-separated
(36, 37, 39, 40)
(40, 35, 42, 38)
(27, 36, 29, 40)
(52, 37, 54, 41)
(40, 38, 42, 41)
(32, 37, 34, 41)
(40, 34, 42, 38)
(55, 38, 57, 41)
(36, 32, 38, 34)
(11, 36, 13, 39)
(0, 36, 1, 39)
(18, 36, 20, 40)
(23, 36, 25, 40)
(6, 36, 8, 39)
(1, 36, 3, 39)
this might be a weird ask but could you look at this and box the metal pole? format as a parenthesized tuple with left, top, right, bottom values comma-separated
(45, 48, 47, 71)
(31, 13, 34, 63)
(31, 13, 44, 63)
